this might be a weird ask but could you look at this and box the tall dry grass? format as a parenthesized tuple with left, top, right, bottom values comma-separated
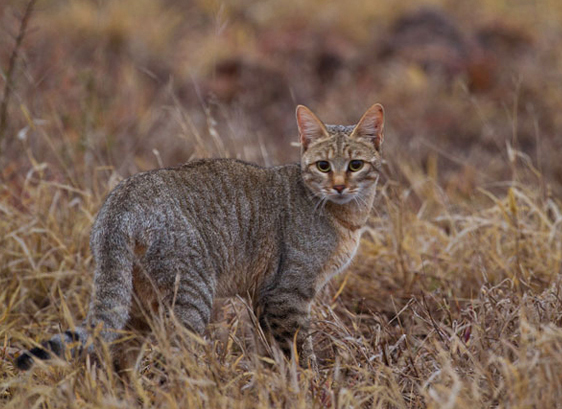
(1, 136, 561, 407)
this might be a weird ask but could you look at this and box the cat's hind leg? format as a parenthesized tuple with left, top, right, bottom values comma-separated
(257, 283, 317, 369)
(165, 272, 216, 335)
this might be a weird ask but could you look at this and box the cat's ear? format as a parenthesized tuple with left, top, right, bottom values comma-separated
(350, 103, 385, 151)
(296, 105, 329, 151)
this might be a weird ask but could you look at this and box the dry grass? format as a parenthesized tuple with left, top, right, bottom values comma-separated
(2, 0, 562, 407)
(2, 144, 562, 408)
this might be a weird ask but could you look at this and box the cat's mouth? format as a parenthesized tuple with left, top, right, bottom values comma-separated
(317, 186, 362, 205)
(326, 192, 356, 205)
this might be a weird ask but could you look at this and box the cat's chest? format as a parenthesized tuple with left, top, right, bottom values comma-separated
(317, 228, 362, 290)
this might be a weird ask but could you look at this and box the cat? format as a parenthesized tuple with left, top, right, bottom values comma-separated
(16, 103, 385, 371)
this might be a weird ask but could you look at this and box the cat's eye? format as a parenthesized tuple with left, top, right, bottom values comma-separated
(348, 160, 364, 172)
(316, 161, 331, 173)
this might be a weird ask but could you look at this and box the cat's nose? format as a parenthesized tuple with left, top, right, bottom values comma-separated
(333, 185, 346, 194)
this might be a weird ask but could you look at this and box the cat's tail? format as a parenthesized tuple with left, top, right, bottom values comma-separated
(15, 327, 90, 370)
(17, 206, 136, 370)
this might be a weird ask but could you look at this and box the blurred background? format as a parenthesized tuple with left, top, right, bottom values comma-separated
(1, 0, 561, 198)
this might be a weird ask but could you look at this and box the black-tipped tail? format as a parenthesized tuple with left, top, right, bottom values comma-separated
(16, 330, 85, 370)
(16, 346, 52, 370)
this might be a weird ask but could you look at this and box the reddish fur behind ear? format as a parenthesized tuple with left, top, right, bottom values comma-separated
(296, 105, 328, 150)
(350, 103, 385, 151)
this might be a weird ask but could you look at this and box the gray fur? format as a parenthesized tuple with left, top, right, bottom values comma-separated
(16, 103, 385, 370)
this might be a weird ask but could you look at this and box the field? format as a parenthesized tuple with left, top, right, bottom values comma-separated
(2, 0, 562, 407)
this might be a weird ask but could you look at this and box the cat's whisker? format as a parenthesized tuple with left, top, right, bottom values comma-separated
(313, 195, 330, 217)
(354, 194, 369, 208)
(313, 196, 325, 216)
(320, 197, 329, 214)
(352, 196, 366, 210)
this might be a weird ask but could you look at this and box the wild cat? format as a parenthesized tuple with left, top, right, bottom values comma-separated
(16, 103, 385, 371)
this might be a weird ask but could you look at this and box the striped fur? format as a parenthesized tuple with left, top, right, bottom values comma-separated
(16, 103, 384, 370)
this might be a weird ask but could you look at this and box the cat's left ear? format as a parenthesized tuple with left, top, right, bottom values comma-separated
(350, 103, 385, 151)
(296, 105, 329, 151)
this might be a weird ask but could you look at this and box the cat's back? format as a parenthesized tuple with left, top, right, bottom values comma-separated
(100, 159, 291, 209)
(91, 159, 301, 246)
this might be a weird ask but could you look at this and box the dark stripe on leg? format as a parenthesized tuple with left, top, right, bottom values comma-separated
(180, 280, 213, 310)
(174, 299, 210, 333)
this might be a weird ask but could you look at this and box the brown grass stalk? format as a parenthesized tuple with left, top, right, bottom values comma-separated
(0, 0, 37, 157)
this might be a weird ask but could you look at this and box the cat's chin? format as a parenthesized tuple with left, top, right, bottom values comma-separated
(327, 195, 356, 205)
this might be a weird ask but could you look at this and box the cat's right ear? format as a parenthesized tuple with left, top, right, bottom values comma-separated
(296, 105, 328, 151)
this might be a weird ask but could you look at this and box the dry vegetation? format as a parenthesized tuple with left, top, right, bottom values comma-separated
(2, 0, 562, 407)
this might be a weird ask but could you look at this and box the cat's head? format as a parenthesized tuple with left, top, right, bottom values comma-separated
(297, 103, 384, 205)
